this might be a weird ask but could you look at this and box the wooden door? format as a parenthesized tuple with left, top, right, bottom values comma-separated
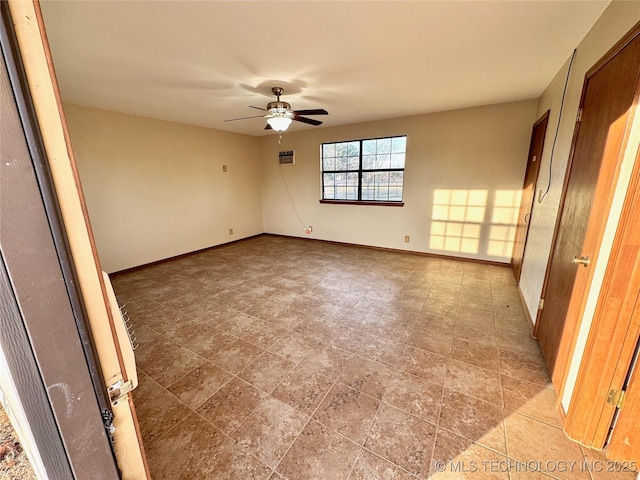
(7, 1, 149, 478)
(563, 144, 640, 457)
(511, 111, 549, 283)
(534, 29, 640, 385)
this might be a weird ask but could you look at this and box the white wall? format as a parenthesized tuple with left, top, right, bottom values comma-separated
(259, 101, 537, 263)
(64, 105, 264, 273)
(514, 1, 640, 409)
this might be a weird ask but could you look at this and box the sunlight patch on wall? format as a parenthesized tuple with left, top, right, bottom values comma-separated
(488, 190, 520, 257)
(492, 190, 520, 224)
(430, 189, 520, 259)
(430, 189, 487, 254)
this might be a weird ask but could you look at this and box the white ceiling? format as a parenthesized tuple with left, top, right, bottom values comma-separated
(40, 1, 609, 136)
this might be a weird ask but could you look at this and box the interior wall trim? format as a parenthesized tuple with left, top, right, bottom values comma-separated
(112, 232, 510, 277)
(110, 234, 266, 276)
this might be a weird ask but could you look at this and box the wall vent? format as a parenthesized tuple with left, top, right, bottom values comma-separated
(279, 150, 295, 165)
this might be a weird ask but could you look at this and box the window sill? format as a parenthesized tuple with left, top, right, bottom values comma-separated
(319, 200, 404, 207)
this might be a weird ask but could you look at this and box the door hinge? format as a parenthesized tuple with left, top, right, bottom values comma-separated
(101, 408, 115, 446)
(538, 298, 544, 310)
(107, 379, 135, 406)
(576, 108, 583, 123)
(607, 388, 626, 409)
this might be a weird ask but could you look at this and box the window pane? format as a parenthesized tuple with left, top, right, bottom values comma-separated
(348, 142, 359, 157)
(336, 143, 348, 157)
(323, 157, 335, 171)
(389, 171, 404, 201)
(363, 139, 376, 155)
(348, 156, 359, 170)
(362, 155, 375, 170)
(347, 172, 359, 200)
(323, 144, 335, 157)
(377, 138, 391, 154)
(335, 171, 347, 200)
(376, 154, 391, 169)
(390, 153, 405, 169)
(361, 172, 374, 200)
(336, 157, 348, 171)
(323, 173, 335, 199)
(391, 136, 406, 153)
(374, 171, 390, 201)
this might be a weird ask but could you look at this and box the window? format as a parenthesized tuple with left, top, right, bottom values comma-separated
(321, 135, 406, 204)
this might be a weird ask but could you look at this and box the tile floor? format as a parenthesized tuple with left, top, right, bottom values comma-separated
(112, 235, 637, 480)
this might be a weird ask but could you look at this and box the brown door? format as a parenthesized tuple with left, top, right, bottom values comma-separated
(534, 31, 640, 385)
(563, 148, 640, 456)
(511, 111, 549, 283)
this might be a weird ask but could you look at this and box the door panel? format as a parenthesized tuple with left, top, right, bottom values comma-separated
(512, 111, 549, 283)
(564, 142, 640, 451)
(535, 33, 640, 383)
(7, 0, 149, 477)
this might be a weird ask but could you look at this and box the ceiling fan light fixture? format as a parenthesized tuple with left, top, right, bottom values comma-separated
(267, 115, 292, 132)
(225, 86, 327, 132)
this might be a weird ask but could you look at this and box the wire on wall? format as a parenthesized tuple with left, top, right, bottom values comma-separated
(538, 48, 577, 204)
(279, 163, 308, 230)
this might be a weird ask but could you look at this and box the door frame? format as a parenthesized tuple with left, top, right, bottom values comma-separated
(511, 110, 550, 283)
(534, 22, 640, 403)
(1, 3, 119, 476)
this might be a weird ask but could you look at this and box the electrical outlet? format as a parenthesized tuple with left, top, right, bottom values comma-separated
(222, 165, 227, 172)
(229, 228, 233, 235)
(404, 235, 410, 243)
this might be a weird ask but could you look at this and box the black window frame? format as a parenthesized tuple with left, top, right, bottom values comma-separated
(320, 135, 406, 206)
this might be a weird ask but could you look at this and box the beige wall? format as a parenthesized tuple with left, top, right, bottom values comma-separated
(259, 100, 537, 263)
(515, 1, 640, 409)
(64, 104, 263, 273)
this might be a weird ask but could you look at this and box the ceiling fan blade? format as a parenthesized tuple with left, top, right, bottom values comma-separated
(224, 114, 266, 122)
(292, 109, 328, 116)
(294, 115, 323, 126)
(250, 105, 268, 111)
(264, 124, 272, 130)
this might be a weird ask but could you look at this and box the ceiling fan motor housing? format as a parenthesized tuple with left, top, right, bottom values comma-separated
(267, 101, 292, 115)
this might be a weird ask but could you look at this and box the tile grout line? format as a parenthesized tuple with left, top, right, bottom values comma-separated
(132, 238, 550, 479)
(269, 357, 353, 478)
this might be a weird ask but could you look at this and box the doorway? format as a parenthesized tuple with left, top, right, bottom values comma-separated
(511, 111, 549, 283)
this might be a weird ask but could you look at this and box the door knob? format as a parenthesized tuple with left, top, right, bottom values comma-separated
(572, 255, 591, 267)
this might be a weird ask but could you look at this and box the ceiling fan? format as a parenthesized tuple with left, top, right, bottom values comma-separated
(224, 87, 328, 132)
